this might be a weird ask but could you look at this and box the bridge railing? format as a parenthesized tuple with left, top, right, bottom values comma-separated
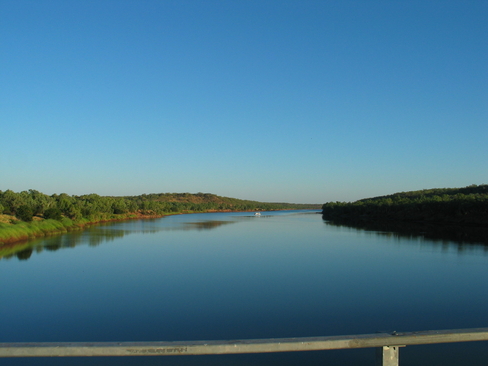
(1, 327, 487, 366)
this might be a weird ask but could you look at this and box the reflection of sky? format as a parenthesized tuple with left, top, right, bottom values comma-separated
(1, 211, 488, 366)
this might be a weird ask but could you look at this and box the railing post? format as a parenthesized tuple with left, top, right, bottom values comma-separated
(375, 346, 401, 366)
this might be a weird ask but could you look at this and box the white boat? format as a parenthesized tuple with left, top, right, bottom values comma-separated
(254, 212, 261, 216)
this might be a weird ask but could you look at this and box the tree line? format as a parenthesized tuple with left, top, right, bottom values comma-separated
(322, 184, 488, 226)
(0, 189, 319, 223)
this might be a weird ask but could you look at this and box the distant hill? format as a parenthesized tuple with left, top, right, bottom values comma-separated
(322, 184, 488, 226)
(120, 192, 321, 213)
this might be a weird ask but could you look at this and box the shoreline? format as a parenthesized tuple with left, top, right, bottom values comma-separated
(0, 211, 180, 247)
(0, 209, 297, 247)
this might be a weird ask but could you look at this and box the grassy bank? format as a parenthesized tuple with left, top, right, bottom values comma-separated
(1, 214, 121, 245)
(0, 211, 170, 246)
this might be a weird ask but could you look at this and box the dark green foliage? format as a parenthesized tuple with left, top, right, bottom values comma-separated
(43, 208, 63, 221)
(0, 189, 55, 216)
(322, 184, 488, 226)
(16, 205, 34, 222)
(112, 199, 128, 214)
(28, 189, 53, 215)
(1, 189, 23, 215)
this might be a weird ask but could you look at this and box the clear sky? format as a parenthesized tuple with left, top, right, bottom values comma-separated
(1, 0, 487, 203)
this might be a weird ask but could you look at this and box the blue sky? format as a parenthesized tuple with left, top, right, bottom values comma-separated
(1, 0, 487, 203)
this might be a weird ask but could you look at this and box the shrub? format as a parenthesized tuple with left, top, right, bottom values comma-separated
(16, 205, 33, 222)
(44, 207, 63, 221)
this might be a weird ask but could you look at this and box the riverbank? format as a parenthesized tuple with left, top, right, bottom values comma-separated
(0, 209, 281, 246)
(0, 190, 321, 246)
(0, 211, 178, 246)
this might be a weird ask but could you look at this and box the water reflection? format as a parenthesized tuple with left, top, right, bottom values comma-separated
(184, 220, 236, 230)
(323, 217, 488, 254)
(0, 219, 241, 261)
(0, 227, 128, 261)
(15, 247, 33, 260)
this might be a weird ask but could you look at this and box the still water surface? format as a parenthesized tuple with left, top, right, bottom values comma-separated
(1, 210, 488, 365)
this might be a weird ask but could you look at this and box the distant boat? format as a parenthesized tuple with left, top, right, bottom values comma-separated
(254, 212, 261, 216)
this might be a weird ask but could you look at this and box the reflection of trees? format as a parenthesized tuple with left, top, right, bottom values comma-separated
(45, 243, 62, 251)
(1, 217, 241, 261)
(323, 218, 488, 252)
(0, 226, 133, 261)
(16, 248, 33, 260)
(86, 228, 126, 247)
(184, 220, 236, 230)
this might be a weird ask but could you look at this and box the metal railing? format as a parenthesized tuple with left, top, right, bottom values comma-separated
(1, 327, 487, 366)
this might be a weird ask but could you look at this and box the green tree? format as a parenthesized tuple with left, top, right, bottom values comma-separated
(16, 205, 34, 222)
(29, 189, 54, 215)
(56, 193, 76, 216)
(66, 206, 82, 220)
(112, 199, 128, 214)
(44, 207, 63, 220)
(1, 190, 23, 214)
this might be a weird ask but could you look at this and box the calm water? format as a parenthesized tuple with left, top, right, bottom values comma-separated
(1, 210, 488, 365)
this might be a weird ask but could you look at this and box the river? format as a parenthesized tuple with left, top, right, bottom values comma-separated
(1, 210, 488, 365)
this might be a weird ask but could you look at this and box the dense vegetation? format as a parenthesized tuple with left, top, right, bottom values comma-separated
(0, 189, 319, 245)
(322, 184, 488, 226)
